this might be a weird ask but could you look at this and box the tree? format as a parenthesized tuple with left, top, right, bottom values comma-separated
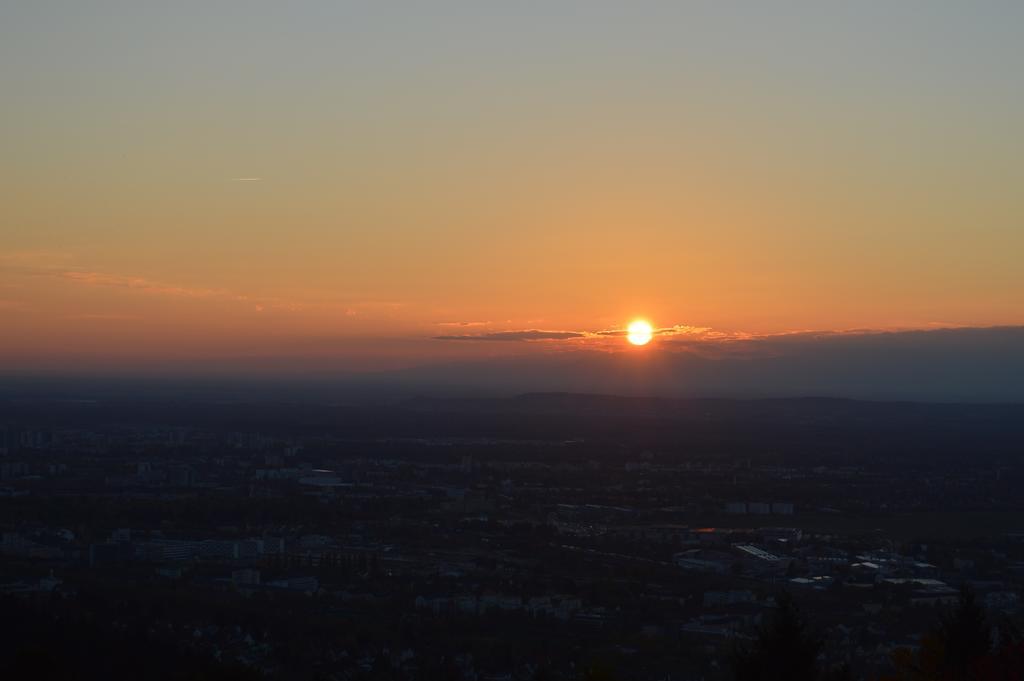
(937, 584, 991, 680)
(884, 584, 997, 681)
(977, 617, 1024, 681)
(733, 592, 822, 681)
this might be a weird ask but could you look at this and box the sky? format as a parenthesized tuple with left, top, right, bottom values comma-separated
(2, 2, 1023, 384)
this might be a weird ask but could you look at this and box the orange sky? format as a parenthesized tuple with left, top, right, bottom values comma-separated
(2, 4, 1022, 372)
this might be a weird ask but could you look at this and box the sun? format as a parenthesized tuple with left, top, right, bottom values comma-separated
(627, 320, 653, 346)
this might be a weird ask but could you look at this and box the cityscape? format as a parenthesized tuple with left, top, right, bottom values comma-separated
(2, 392, 1022, 679)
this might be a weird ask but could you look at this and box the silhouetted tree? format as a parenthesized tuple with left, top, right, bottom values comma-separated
(938, 584, 992, 681)
(733, 592, 822, 681)
(978, 616, 1024, 681)
(884, 584, 1001, 681)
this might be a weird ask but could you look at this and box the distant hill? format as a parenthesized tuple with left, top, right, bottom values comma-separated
(3, 388, 1023, 464)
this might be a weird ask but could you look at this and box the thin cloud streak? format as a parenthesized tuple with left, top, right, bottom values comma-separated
(596, 324, 713, 338)
(66, 313, 144, 321)
(1, 256, 415, 321)
(437, 324, 724, 343)
(59, 271, 238, 301)
(434, 330, 586, 342)
(1, 256, 377, 315)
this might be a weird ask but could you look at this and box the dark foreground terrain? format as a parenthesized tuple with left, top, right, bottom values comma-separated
(2, 383, 1023, 679)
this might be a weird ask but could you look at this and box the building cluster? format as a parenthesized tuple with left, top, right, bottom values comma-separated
(2, 415, 1023, 680)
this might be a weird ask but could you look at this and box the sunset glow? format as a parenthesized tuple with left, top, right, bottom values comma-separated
(0, 4, 1022, 376)
(627, 321, 653, 346)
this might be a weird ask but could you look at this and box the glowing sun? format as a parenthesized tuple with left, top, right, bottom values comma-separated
(627, 320, 653, 346)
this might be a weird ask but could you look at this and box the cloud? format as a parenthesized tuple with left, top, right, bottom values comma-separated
(66, 313, 142, 321)
(58, 270, 236, 300)
(2, 255, 414, 320)
(1, 256, 302, 312)
(657, 324, 713, 336)
(435, 323, 740, 344)
(410, 326, 1024, 402)
(597, 324, 714, 338)
(435, 329, 586, 342)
